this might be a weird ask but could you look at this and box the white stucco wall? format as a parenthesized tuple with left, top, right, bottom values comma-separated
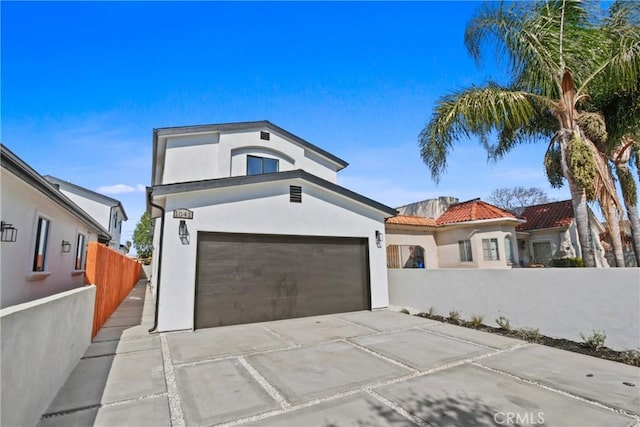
(385, 227, 439, 269)
(160, 128, 339, 185)
(153, 179, 389, 332)
(436, 224, 518, 268)
(388, 269, 640, 351)
(1, 170, 99, 308)
(1, 285, 95, 427)
(59, 189, 111, 231)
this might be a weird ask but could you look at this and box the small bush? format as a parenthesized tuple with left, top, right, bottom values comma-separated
(399, 308, 410, 315)
(448, 310, 461, 321)
(470, 315, 484, 327)
(496, 315, 511, 330)
(620, 349, 640, 365)
(518, 327, 541, 342)
(427, 306, 436, 317)
(580, 330, 607, 350)
(551, 257, 584, 267)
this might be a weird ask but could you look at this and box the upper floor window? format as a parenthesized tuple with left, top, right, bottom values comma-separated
(75, 233, 86, 270)
(33, 217, 50, 271)
(458, 239, 473, 262)
(482, 238, 500, 261)
(247, 155, 278, 175)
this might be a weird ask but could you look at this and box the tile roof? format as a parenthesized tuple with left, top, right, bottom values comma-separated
(516, 200, 574, 231)
(436, 199, 518, 225)
(386, 214, 437, 227)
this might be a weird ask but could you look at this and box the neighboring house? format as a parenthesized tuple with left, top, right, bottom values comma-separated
(147, 120, 397, 332)
(386, 198, 524, 269)
(1, 145, 111, 308)
(386, 197, 609, 269)
(44, 175, 128, 251)
(516, 200, 609, 267)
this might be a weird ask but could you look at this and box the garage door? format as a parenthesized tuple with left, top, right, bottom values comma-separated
(195, 232, 370, 329)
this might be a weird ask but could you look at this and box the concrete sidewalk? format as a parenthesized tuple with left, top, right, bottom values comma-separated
(38, 282, 639, 426)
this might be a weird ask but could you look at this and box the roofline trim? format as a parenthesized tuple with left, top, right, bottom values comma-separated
(150, 169, 397, 216)
(1, 145, 112, 239)
(44, 175, 129, 221)
(151, 121, 349, 186)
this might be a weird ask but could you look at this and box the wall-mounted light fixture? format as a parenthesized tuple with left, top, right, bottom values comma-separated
(61, 240, 72, 253)
(1, 221, 18, 242)
(375, 230, 383, 248)
(178, 220, 190, 245)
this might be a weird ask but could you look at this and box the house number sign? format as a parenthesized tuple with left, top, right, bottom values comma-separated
(173, 208, 194, 220)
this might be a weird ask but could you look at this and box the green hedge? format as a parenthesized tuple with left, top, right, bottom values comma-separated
(551, 257, 585, 267)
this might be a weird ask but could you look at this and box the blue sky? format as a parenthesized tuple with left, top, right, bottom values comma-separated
(2, 1, 571, 245)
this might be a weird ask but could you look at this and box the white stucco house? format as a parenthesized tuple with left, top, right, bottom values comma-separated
(0, 144, 110, 308)
(147, 120, 397, 332)
(44, 175, 128, 252)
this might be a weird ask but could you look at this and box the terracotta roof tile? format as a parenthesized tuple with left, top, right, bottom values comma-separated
(436, 199, 517, 225)
(516, 200, 574, 231)
(386, 214, 437, 227)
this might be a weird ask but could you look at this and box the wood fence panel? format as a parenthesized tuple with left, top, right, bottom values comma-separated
(85, 242, 142, 337)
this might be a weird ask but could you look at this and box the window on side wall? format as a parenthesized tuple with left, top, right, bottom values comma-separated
(75, 233, 86, 270)
(247, 155, 279, 175)
(458, 239, 473, 262)
(33, 217, 50, 271)
(386, 245, 426, 268)
(482, 238, 500, 261)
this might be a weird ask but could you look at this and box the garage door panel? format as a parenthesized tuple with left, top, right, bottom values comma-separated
(195, 233, 370, 328)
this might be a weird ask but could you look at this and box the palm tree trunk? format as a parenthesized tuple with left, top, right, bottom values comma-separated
(624, 200, 640, 266)
(568, 180, 597, 267)
(605, 201, 625, 266)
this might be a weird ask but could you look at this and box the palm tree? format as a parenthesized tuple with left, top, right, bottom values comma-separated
(419, 0, 639, 267)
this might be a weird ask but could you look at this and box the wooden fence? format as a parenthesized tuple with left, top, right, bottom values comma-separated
(85, 242, 142, 337)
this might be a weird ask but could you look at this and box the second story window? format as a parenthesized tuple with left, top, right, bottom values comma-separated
(33, 217, 50, 271)
(247, 155, 279, 175)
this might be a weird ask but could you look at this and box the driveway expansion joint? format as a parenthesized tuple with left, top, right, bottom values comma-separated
(40, 392, 168, 419)
(472, 362, 640, 421)
(418, 326, 520, 350)
(261, 326, 297, 347)
(160, 333, 186, 427)
(343, 338, 421, 374)
(238, 356, 291, 410)
(364, 389, 432, 427)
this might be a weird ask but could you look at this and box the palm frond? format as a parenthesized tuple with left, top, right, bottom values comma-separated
(419, 83, 552, 181)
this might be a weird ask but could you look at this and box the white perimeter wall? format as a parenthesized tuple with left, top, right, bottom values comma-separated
(1, 170, 99, 308)
(388, 269, 640, 351)
(155, 179, 389, 331)
(1, 286, 95, 427)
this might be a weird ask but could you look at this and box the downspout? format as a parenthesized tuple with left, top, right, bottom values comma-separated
(148, 191, 165, 334)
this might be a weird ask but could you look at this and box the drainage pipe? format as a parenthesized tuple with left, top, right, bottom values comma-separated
(148, 192, 165, 334)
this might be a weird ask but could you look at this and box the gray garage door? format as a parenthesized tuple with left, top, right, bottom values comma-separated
(195, 232, 370, 329)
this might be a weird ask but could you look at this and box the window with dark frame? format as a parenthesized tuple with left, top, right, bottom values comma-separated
(247, 155, 279, 175)
(75, 233, 86, 270)
(33, 217, 50, 271)
(458, 239, 473, 262)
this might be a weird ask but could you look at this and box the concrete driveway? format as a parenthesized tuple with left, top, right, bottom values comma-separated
(38, 282, 639, 427)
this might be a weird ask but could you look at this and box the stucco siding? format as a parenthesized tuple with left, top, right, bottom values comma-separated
(435, 224, 518, 269)
(1, 170, 99, 308)
(59, 189, 111, 231)
(154, 179, 389, 331)
(385, 228, 439, 269)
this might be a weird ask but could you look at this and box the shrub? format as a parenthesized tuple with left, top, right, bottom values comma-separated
(496, 315, 511, 330)
(427, 306, 436, 317)
(518, 327, 541, 342)
(580, 330, 607, 350)
(470, 315, 484, 327)
(448, 310, 461, 321)
(399, 308, 410, 315)
(551, 257, 584, 267)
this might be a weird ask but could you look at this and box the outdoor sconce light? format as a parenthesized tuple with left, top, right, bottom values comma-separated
(1, 221, 18, 242)
(375, 230, 383, 248)
(61, 240, 72, 253)
(178, 220, 190, 245)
